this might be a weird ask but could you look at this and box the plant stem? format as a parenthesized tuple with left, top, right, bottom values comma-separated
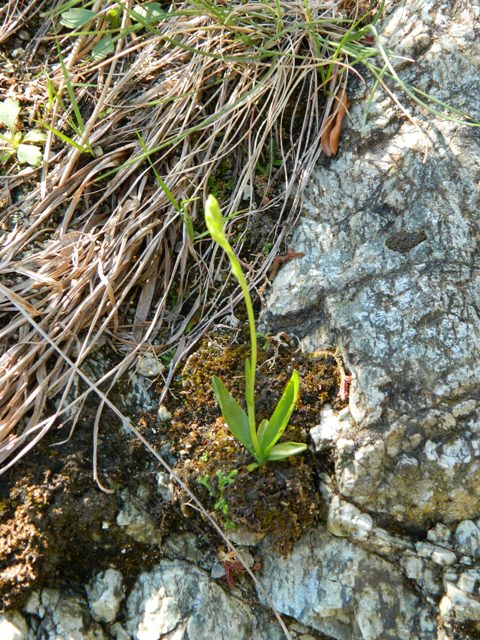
(224, 244, 261, 459)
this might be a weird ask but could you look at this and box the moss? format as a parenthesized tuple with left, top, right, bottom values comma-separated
(162, 331, 346, 554)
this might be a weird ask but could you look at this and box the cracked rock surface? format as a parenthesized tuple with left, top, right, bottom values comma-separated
(263, 0, 480, 528)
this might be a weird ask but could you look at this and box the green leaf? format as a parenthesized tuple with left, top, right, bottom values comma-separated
(92, 35, 114, 60)
(257, 418, 269, 444)
(212, 376, 253, 453)
(131, 2, 165, 24)
(22, 130, 47, 144)
(0, 98, 20, 132)
(0, 149, 15, 164)
(259, 370, 299, 453)
(265, 442, 307, 462)
(60, 8, 96, 29)
(16, 143, 42, 166)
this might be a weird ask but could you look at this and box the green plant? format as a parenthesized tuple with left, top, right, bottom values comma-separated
(198, 469, 238, 516)
(58, 2, 166, 61)
(0, 98, 46, 166)
(204, 195, 307, 468)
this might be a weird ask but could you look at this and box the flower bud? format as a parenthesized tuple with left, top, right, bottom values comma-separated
(205, 195, 229, 249)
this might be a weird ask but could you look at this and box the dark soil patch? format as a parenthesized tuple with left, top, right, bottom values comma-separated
(0, 329, 346, 609)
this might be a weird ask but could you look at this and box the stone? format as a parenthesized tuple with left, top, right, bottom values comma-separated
(0, 612, 28, 640)
(157, 405, 172, 422)
(327, 495, 373, 541)
(23, 589, 106, 640)
(427, 523, 452, 546)
(135, 352, 165, 377)
(227, 525, 266, 547)
(125, 559, 283, 640)
(257, 527, 436, 640)
(86, 568, 125, 623)
(116, 489, 157, 545)
(454, 520, 480, 559)
(457, 570, 480, 596)
(263, 0, 480, 528)
(310, 404, 343, 451)
(440, 582, 480, 624)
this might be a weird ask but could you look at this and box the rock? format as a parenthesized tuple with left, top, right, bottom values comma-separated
(135, 352, 165, 377)
(263, 0, 480, 528)
(310, 405, 343, 451)
(457, 570, 480, 596)
(0, 612, 28, 640)
(116, 489, 158, 545)
(155, 472, 173, 501)
(427, 523, 452, 546)
(257, 527, 436, 640)
(125, 559, 283, 640)
(227, 526, 266, 547)
(327, 495, 373, 541)
(157, 405, 172, 422)
(23, 589, 106, 640)
(440, 582, 480, 624)
(86, 568, 125, 623)
(454, 520, 480, 559)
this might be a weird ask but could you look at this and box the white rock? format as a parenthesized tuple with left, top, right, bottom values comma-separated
(431, 548, 457, 567)
(427, 523, 452, 545)
(86, 568, 125, 623)
(457, 570, 480, 595)
(157, 404, 172, 422)
(23, 588, 106, 640)
(310, 405, 342, 451)
(135, 352, 165, 377)
(441, 582, 480, 623)
(0, 612, 28, 640)
(454, 520, 480, 558)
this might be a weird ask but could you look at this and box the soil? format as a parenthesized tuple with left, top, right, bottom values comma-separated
(0, 331, 347, 610)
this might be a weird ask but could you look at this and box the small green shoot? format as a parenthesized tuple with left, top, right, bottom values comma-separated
(198, 469, 238, 518)
(0, 98, 46, 167)
(204, 195, 307, 468)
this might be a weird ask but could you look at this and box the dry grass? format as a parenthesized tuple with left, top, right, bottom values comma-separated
(0, 0, 370, 472)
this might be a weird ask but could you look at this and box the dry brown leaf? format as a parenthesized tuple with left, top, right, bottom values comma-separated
(320, 86, 350, 157)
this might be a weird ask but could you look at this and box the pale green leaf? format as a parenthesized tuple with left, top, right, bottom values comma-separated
(212, 376, 253, 453)
(17, 143, 42, 166)
(0, 149, 15, 164)
(92, 35, 114, 60)
(22, 130, 47, 143)
(259, 370, 299, 453)
(0, 98, 20, 132)
(60, 8, 96, 29)
(265, 442, 307, 462)
(131, 2, 165, 24)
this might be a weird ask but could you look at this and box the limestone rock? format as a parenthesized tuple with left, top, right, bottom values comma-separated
(86, 568, 125, 624)
(257, 527, 436, 640)
(263, 0, 480, 527)
(0, 612, 28, 640)
(125, 559, 283, 640)
(24, 589, 106, 640)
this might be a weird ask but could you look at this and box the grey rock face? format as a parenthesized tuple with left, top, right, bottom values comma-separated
(24, 589, 106, 640)
(125, 559, 283, 640)
(264, 0, 480, 527)
(257, 527, 436, 640)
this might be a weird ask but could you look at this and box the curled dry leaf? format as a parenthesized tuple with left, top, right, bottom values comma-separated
(320, 86, 350, 157)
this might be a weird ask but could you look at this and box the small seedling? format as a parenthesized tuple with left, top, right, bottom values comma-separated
(198, 469, 238, 517)
(204, 195, 307, 468)
(0, 98, 46, 167)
